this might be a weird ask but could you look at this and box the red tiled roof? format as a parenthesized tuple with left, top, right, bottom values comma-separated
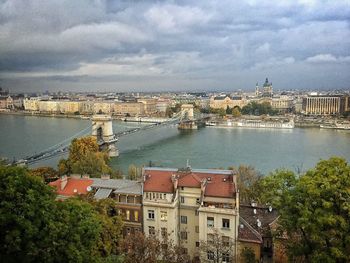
(49, 178, 93, 197)
(143, 170, 174, 193)
(143, 168, 236, 198)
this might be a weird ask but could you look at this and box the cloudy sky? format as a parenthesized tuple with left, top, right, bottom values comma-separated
(0, 0, 349, 92)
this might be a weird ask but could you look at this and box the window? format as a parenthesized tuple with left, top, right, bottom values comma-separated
(181, 248, 188, 254)
(161, 227, 167, 238)
(134, 210, 139, 221)
(164, 193, 167, 199)
(152, 192, 155, 199)
(126, 210, 130, 220)
(196, 198, 200, 204)
(180, 196, 185, 203)
(207, 251, 214, 260)
(149, 226, 155, 235)
(180, 215, 187, 224)
(148, 210, 155, 220)
(222, 252, 231, 263)
(126, 227, 131, 235)
(195, 210, 199, 216)
(222, 218, 230, 229)
(195, 226, 199, 233)
(160, 211, 167, 221)
(146, 192, 149, 199)
(222, 236, 230, 247)
(207, 217, 214, 227)
(195, 241, 200, 247)
(180, 231, 187, 240)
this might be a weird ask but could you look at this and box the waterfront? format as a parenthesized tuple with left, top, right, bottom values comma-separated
(0, 114, 349, 174)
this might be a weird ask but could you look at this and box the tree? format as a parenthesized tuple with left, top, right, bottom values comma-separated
(226, 105, 232, 115)
(0, 165, 104, 262)
(229, 165, 263, 203)
(263, 158, 350, 262)
(128, 164, 140, 180)
(58, 136, 112, 177)
(200, 229, 236, 263)
(240, 247, 256, 263)
(29, 166, 59, 183)
(232, 107, 241, 117)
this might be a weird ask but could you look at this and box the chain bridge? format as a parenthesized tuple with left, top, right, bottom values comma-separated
(17, 104, 209, 165)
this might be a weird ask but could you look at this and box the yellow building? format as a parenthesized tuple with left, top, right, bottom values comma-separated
(143, 167, 239, 262)
(138, 98, 157, 115)
(210, 95, 247, 110)
(23, 98, 40, 111)
(93, 101, 114, 114)
(114, 102, 145, 116)
(271, 96, 293, 113)
(59, 101, 81, 114)
(37, 100, 60, 113)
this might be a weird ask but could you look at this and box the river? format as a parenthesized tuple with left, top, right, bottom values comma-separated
(0, 114, 349, 175)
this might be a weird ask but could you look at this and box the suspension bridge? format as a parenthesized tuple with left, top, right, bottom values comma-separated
(16, 104, 209, 166)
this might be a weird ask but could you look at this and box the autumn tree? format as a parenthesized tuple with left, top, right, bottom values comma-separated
(128, 164, 141, 180)
(232, 107, 241, 117)
(240, 247, 256, 263)
(29, 166, 59, 183)
(199, 229, 236, 263)
(229, 165, 263, 203)
(58, 136, 112, 177)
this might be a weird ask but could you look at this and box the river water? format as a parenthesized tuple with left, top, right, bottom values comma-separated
(0, 114, 349, 175)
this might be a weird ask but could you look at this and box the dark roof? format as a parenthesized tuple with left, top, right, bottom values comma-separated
(239, 204, 279, 237)
(238, 217, 263, 244)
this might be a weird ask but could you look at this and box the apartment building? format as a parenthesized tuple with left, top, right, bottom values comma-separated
(142, 167, 239, 262)
(114, 102, 145, 116)
(138, 98, 157, 115)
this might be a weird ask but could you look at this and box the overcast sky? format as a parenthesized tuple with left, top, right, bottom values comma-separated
(0, 0, 349, 92)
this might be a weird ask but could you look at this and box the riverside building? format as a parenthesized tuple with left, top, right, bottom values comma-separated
(302, 95, 346, 115)
(142, 167, 239, 262)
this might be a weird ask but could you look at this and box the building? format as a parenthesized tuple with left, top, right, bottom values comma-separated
(255, 78, 273, 98)
(302, 95, 344, 115)
(238, 204, 281, 263)
(138, 98, 157, 115)
(49, 175, 94, 200)
(59, 100, 81, 114)
(114, 102, 145, 116)
(91, 177, 143, 236)
(270, 96, 293, 113)
(23, 97, 40, 111)
(142, 167, 239, 261)
(93, 101, 114, 114)
(209, 95, 247, 110)
(50, 175, 143, 236)
(38, 100, 60, 113)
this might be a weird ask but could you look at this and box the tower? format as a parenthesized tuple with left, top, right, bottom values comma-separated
(91, 115, 118, 157)
(255, 82, 260, 97)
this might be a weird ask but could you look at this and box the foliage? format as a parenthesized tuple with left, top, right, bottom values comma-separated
(29, 166, 59, 183)
(58, 136, 112, 177)
(232, 107, 241, 117)
(226, 105, 232, 115)
(261, 157, 350, 262)
(120, 232, 190, 263)
(199, 229, 235, 263)
(128, 164, 141, 180)
(241, 101, 278, 116)
(229, 165, 263, 203)
(0, 165, 125, 262)
(240, 247, 256, 263)
(0, 165, 106, 262)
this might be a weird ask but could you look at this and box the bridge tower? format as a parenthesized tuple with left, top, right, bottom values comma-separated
(178, 104, 198, 130)
(91, 115, 118, 157)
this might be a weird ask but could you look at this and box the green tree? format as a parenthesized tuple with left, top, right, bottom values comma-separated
(263, 157, 350, 262)
(0, 165, 105, 262)
(58, 136, 112, 177)
(240, 247, 256, 263)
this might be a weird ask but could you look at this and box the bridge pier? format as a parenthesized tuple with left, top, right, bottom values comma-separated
(178, 104, 198, 130)
(91, 115, 118, 157)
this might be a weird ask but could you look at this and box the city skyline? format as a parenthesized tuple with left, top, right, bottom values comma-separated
(0, 0, 350, 92)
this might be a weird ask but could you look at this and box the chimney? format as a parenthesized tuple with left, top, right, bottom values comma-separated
(171, 174, 178, 191)
(61, 175, 68, 190)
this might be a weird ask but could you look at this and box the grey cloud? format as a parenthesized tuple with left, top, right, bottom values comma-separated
(0, 0, 349, 91)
